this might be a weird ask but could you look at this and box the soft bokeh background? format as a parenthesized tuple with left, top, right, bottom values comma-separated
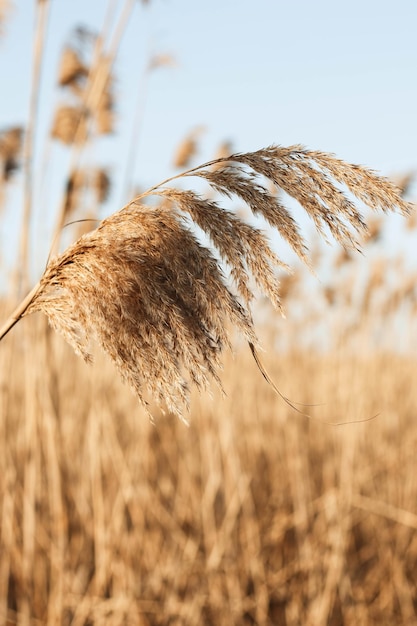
(1, 0, 416, 278)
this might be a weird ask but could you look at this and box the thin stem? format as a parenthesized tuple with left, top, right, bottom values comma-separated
(18, 0, 50, 295)
(135, 155, 235, 202)
(107, 0, 136, 59)
(120, 65, 149, 204)
(0, 282, 41, 342)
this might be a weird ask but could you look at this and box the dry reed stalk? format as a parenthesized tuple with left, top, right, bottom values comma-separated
(0, 145, 411, 418)
(18, 0, 51, 295)
(50, 1, 135, 257)
(3, 333, 417, 623)
(0, 454, 15, 623)
(19, 326, 41, 626)
(95, 78, 115, 134)
(34, 333, 67, 623)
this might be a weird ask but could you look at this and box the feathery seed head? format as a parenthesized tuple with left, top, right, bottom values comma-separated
(8, 144, 412, 417)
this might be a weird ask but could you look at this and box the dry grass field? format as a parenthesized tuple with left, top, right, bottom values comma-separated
(1, 2, 417, 625)
(1, 303, 417, 625)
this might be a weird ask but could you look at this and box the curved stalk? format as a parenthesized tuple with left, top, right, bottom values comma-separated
(0, 283, 41, 341)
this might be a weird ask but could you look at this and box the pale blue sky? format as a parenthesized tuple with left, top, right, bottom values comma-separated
(0, 0, 416, 277)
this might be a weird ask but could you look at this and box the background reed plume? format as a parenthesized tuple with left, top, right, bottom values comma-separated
(2, 145, 410, 418)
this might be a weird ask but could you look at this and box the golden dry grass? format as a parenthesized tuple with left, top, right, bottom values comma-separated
(1, 309, 417, 625)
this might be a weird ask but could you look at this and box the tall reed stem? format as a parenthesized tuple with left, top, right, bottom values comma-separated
(17, 0, 50, 296)
(0, 282, 41, 341)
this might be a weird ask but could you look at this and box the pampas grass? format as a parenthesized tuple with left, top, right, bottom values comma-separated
(0, 144, 411, 417)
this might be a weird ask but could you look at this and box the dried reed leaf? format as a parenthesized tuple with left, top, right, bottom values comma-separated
(2, 144, 411, 417)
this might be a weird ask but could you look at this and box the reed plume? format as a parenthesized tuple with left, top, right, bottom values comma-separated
(52, 28, 116, 145)
(51, 105, 88, 145)
(172, 126, 205, 168)
(0, 144, 412, 417)
(58, 46, 88, 90)
(62, 167, 111, 220)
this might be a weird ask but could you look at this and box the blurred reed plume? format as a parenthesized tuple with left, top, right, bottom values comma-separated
(147, 52, 177, 71)
(58, 46, 88, 90)
(210, 139, 234, 170)
(63, 167, 111, 220)
(1, 145, 410, 418)
(0, 125, 23, 217)
(51, 104, 88, 145)
(393, 170, 416, 198)
(52, 26, 115, 145)
(172, 125, 205, 168)
(0, 125, 23, 183)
